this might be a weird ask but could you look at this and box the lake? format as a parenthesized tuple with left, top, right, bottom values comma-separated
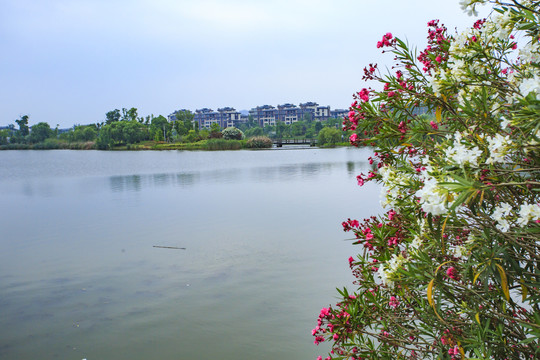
(0, 148, 381, 360)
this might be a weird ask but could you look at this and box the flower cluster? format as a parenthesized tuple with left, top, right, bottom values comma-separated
(314, 1, 540, 359)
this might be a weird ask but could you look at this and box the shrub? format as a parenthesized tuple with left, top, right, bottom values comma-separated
(317, 127, 341, 146)
(246, 136, 273, 149)
(203, 139, 244, 150)
(313, 2, 540, 360)
(208, 131, 223, 139)
(221, 127, 245, 140)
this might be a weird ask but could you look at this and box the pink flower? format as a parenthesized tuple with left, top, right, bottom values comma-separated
(435, 55, 442, 63)
(446, 266, 459, 280)
(333, 333, 339, 340)
(430, 121, 438, 130)
(317, 356, 322, 360)
(389, 296, 400, 308)
(319, 307, 330, 317)
(350, 133, 358, 142)
(358, 88, 370, 102)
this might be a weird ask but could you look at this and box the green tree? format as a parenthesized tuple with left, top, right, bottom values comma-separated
(245, 127, 263, 137)
(73, 125, 97, 142)
(175, 110, 195, 136)
(150, 115, 171, 142)
(275, 121, 286, 138)
(105, 109, 121, 124)
(123, 121, 148, 144)
(29, 122, 53, 143)
(96, 124, 112, 149)
(314, 121, 323, 134)
(13, 115, 30, 142)
(317, 127, 340, 146)
(290, 121, 305, 137)
(0, 129, 9, 145)
(122, 107, 138, 122)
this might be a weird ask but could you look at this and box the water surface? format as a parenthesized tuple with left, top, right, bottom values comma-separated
(0, 148, 381, 360)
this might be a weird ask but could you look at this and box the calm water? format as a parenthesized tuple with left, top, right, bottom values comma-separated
(0, 148, 381, 360)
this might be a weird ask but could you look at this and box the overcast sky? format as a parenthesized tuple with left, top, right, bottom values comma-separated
(0, 0, 490, 128)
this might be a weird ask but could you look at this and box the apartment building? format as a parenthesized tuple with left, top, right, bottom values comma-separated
(184, 102, 344, 130)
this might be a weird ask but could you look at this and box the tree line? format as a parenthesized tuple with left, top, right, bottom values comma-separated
(1, 107, 351, 149)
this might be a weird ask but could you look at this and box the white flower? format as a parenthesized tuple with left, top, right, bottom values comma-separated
(486, 133, 511, 164)
(519, 75, 540, 99)
(517, 202, 540, 227)
(409, 236, 423, 253)
(377, 264, 394, 288)
(387, 253, 407, 273)
(500, 117, 511, 130)
(415, 176, 449, 215)
(519, 41, 540, 63)
(377, 254, 409, 288)
(453, 245, 467, 258)
(492, 202, 513, 232)
(427, 74, 441, 96)
(459, 0, 479, 16)
(446, 135, 482, 167)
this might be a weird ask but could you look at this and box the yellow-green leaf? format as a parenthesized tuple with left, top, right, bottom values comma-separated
(436, 107, 442, 122)
(473, 270, 482, 284)
(496, 264, 510, 301)
(475, 312, 481, 325)
(521, 280, 528, 302)
(427, 278, 435, 307)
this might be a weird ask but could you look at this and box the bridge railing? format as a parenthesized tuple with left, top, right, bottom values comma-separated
(273, 138, 317, 147)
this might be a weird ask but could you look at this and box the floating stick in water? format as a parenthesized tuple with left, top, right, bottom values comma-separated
(153, 245, 186, 250)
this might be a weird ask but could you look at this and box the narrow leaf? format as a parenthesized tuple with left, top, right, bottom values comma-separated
(427, 278, 435, 307)
(495, 264, 510, 301)
(436, 107, 442, 122)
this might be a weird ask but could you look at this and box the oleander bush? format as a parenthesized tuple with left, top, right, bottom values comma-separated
(313, 1, 540, 359)
(246, 136, 273, 148)
(222, 127, 245, 140)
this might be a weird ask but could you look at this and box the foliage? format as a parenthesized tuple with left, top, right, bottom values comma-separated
(28, 122, 53, 143)
(204, 138, 245, 150)
(15, 115, 30, 137)
(174, 110, 195, 136)
(105, 109, 121, 124)
(246, 136, 273, 148)
(0, 129, 9, 145)
(222, 126, 245, 140)
(317, 127, 342, 146)
(150, 115, 172, 142)
(184, 129, 201, 143)
(245, 127, 264, 137)
(314, 2, 540, 360)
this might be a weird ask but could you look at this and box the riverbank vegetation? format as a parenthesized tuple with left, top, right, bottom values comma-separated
(313, 1, 540, 359)
(1, 107, 351, 150)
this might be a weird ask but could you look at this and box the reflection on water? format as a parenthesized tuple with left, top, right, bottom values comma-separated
(0, 148, 380, 360)
(107, 161, 357, 193)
